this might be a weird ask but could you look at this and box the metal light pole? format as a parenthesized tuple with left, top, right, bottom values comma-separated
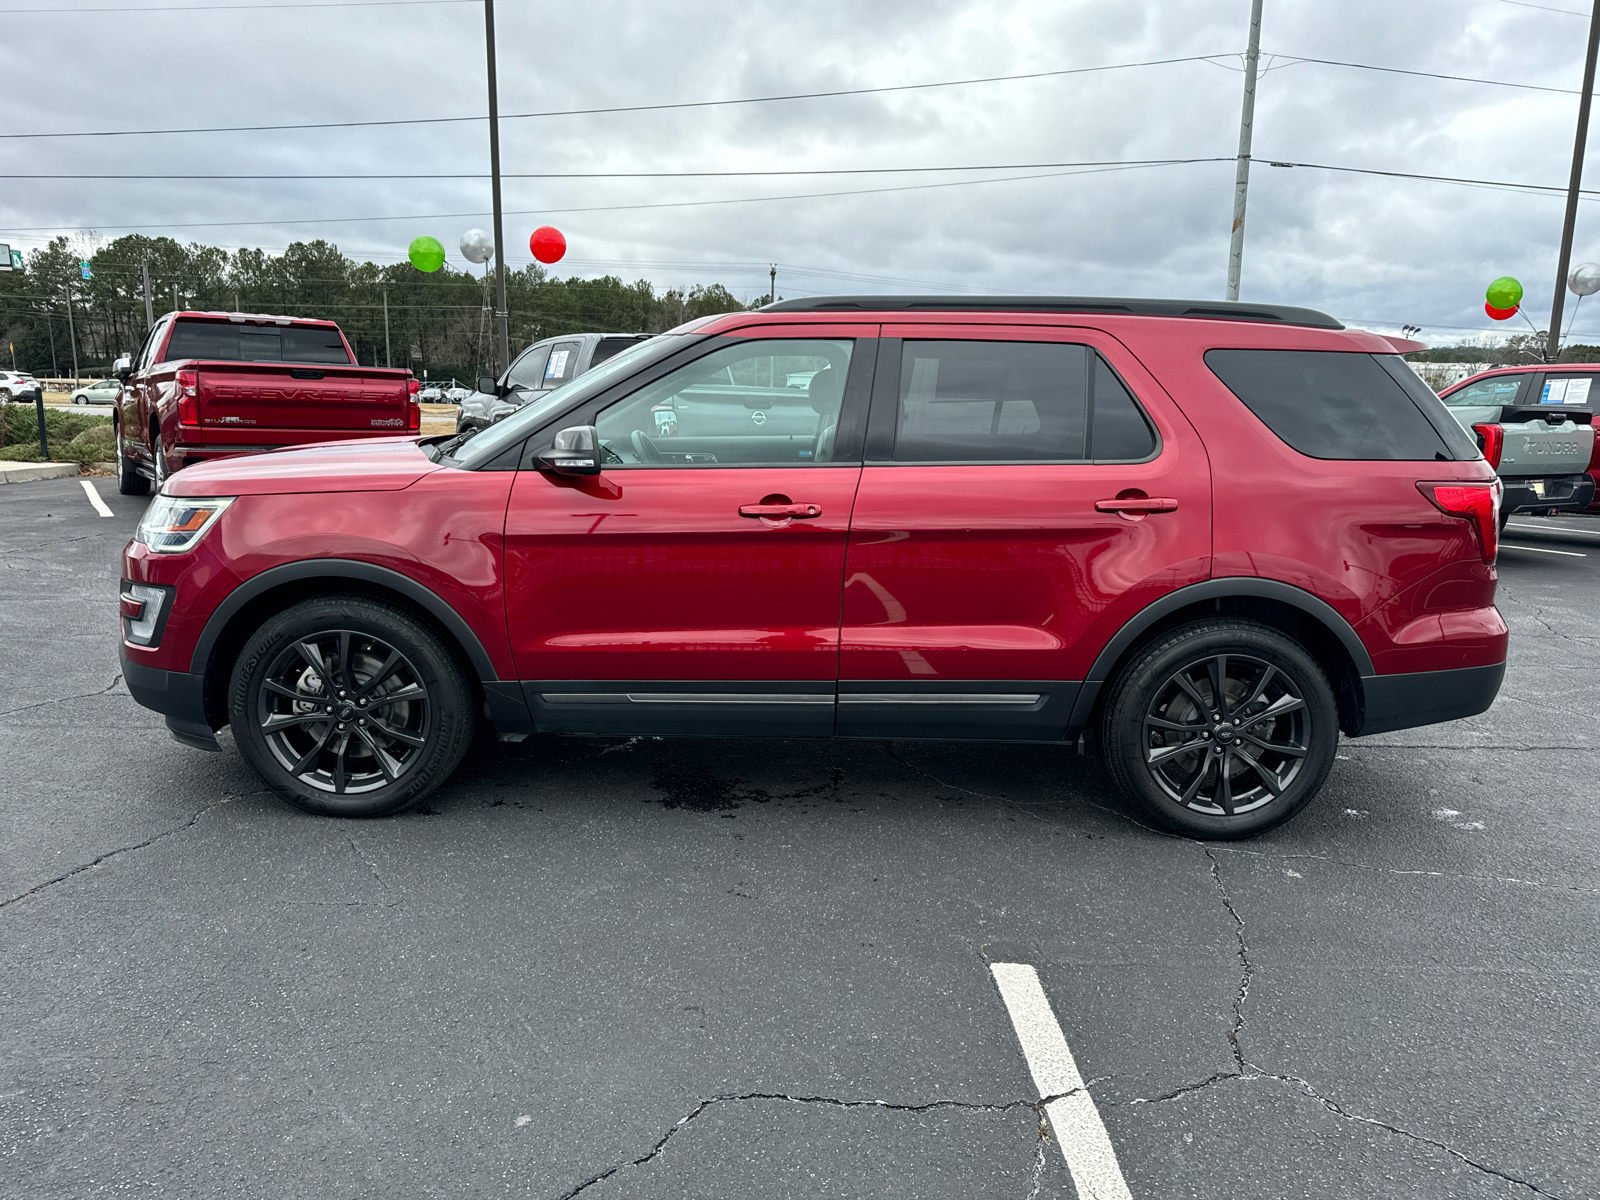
(141, 255, 154, 329)
(769, 264, 777, 305)
(382, 284, 392, 368)
(484, 0, 511, 375)
(1225, 0, 1265, 301)
(1548, 0, 1600, 362)
(64, 286, 80, 386)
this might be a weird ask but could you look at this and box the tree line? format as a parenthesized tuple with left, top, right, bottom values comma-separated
(0, 235, 760, 381)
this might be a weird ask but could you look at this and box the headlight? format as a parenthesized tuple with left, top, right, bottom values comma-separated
(136, 495, 234, 553)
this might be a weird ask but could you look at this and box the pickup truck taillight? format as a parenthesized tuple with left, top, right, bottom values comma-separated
(407, 377, 421, 432)
(1471, 422, 1503, 469)
(176, 369, 199, 426)
(1418, 479, 1502, 565)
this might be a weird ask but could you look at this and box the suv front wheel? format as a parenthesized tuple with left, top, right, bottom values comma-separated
(229, 595, 475, 817)
(1099, 619, 1339, 839)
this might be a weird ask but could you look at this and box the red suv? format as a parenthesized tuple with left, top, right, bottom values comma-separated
(120, 297, 1507, 837)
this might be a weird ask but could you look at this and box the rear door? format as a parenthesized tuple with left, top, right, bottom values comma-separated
(503, 327, 876, 736)
(837, 325, 1211, 739)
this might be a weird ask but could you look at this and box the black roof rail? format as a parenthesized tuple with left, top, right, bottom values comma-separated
(758, 295, 1344, 330)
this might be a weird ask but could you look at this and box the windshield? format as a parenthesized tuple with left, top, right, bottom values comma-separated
(453, 334, 694, 468)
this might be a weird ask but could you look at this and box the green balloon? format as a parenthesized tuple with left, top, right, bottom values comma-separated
(408, 235, 445, 273)
(1485, 276, 1523, 309)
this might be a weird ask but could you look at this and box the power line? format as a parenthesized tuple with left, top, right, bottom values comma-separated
(1, 156, 1233, 181)
(1273, 53, 1588, 95)
(1495, 0, 1587, 14)
(1263, 157, 1600, 197)
(0, 55, 1230, 140)
(1, 0, 475, 12)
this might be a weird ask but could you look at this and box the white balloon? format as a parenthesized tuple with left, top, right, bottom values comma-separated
(1569, 262, 1600, 296)
(459, 229, 495, 265)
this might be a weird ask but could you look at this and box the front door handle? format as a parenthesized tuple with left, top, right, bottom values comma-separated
(1095, 496, 1178, 513)
(739, 502, 821, 519)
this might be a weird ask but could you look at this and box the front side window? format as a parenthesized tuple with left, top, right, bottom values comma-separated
(892, 340, 1156, 463)
(506, 344, 551, 391)
(1443, 375, 1523, 407)
(595, 338, 853, 466)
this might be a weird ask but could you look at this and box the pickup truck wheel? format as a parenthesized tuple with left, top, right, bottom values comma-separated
(114, 422, 150, 496)
(152, 439, 170, 490)
(1098, 619, 1339, 839)
(229, 595, 474, 817)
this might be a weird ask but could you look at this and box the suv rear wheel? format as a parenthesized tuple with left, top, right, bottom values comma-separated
(1099, 619, 1339, 839)
(229, 595, 475, 817)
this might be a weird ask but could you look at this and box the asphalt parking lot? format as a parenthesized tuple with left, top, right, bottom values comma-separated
(2, 476, 1597, 1200)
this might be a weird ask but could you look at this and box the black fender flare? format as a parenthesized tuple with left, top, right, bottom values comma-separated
(189, 558, 501, 681)
(1067, 577, 1374, 731)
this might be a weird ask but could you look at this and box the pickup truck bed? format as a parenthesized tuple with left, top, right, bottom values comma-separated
(114, 312, 420, 494)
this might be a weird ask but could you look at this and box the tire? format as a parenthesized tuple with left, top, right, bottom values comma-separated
(228, 595, 475, 817)
(0, 389, 11, 402)
(152, 436, 170, 491)
(114, 421, 150, 496)
(1098, 619, 1339, 839)
(74, 396, 86, 405)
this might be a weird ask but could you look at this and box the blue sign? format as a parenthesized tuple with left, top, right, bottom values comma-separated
(79, 261, 92, 280)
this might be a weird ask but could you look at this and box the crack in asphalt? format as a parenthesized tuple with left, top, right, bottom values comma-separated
(552, 1087, 1092, 1199)
(1123, 1069, 1570, 1198)
(0, 672, 125, 718)
(0, 793, 237, 910)
(1203, 847, 1252, 1072)
(344, 835, 400, 907)
(1023, 1114, 1050, 1200)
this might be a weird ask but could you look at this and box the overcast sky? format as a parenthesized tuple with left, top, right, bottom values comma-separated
(4, 0, 1600, 343)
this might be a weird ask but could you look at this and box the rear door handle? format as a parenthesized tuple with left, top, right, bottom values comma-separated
(1095, 496, 1178, 513)
(739, 503, 821, 519)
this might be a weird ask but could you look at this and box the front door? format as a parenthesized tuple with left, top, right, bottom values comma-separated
(837, 325, 1212, 739)
(503, 329, 876, 736)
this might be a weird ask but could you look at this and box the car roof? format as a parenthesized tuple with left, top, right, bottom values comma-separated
(758, 294, 1343, 330)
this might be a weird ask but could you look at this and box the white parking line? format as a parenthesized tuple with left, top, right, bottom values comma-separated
(1500, 543, 1586, 557)
(79, 479, 113, 518)
(1506, 522, 1600, 538)
(990, 962, 1133, 1200)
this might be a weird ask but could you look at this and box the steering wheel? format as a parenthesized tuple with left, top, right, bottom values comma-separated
(631, 428, 665, 464)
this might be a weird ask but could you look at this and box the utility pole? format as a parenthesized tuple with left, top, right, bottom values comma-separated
(1225, 0, 1265, 301)
(484, 0, 511, 376)
(235, 291, 241, 313)
(1549, 0, 1600, 362)
(171, 282, 179, 313)
(382, 284, 392, 368)
(141, 255, 154, 329)
(64, 287, 80, 386)
(770, 264, 777, 305)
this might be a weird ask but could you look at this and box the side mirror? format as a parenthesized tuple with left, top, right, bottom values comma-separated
(113, 356, 133, 382)
(536, 425, 602, 476)
(477, 375, 499, 396)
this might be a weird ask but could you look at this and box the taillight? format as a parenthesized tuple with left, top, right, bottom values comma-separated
(1471, 422, 1503, 469)
(406, 377, 421, 432)
(176, 369, 199, 426)
(407, 377, 421, 397)
(1418, 479, 1502, 564)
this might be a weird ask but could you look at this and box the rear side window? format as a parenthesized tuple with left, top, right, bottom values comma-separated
(165, 321, 352, 365)
(1539, 374, 1596, 407)
(594, 336, 646, 366)
(544, 341, 582, 386)
(893, 340, 1157, 463)
(1205, 349, 1473, 461)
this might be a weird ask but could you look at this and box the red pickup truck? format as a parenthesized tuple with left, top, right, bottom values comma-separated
(112, 311, 421, 495)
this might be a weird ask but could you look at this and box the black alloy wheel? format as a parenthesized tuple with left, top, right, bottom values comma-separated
(1100, 619, 1339, 838)
(230, 596, 474, 816)
(115, 421, 149, 496)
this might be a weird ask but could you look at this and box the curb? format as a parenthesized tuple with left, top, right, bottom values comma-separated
(0, 461, 81, 485)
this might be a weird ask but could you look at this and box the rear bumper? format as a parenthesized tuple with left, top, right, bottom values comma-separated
(120, 647, 219, 751)
(1353, 661, 1505, 736)
(1502, 473, 1596, 514)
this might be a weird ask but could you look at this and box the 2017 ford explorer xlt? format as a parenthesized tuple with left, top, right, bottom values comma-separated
(119, 296, 1506, 838)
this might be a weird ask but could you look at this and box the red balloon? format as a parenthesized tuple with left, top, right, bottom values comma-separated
(530, 226, 567, 264)
(1485, 302, 1518, 321)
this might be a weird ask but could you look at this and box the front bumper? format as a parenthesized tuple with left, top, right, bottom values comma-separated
(1502, 473, 1596, 515)
(120, 647, 219, 751)
(1353, 661, 1506, 736)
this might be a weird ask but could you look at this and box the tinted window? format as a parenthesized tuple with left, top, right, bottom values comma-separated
(892, 340, 1155, 462)
(165, 320, 352, 365)
(594, 336, 646, 366)
(596, 338, 853, 466)
(544, 341, 582, 386)
(1443, 375, 1523, 407)
(1374, 356, 1483, 460)
(1206, 349, 1463, 461)
(506, 344, 551, 390)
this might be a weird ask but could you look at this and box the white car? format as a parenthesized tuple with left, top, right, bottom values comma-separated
(71, 378, 121, 405)
(0, 370, 40, 401)
(417, 386, 445, 403)
(443, 386, 472, 403)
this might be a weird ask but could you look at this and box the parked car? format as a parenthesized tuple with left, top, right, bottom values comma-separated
(0, 370, 39, 401)
(417, 386, 445, 403)
(72, 378, 121, 405)
(456, 332, 650, 434)
(121, 295, 1505, 837)
(1436, 365, 1595, 525)
(110, 310, 421, 496)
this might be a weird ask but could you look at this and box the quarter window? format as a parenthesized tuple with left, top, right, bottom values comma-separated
(595, 338, 854, 466)
(891, 340, 1156, 463)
